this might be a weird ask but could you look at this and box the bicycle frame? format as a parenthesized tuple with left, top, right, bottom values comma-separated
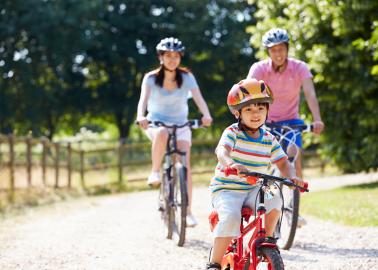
(266, 123, 312, 164)
(209, 169, 308, 270)
(163, 124, 187, 206)
(223, 182, 276, 270)
(265, 122, 313, 250)
(151, 120, 202, 246)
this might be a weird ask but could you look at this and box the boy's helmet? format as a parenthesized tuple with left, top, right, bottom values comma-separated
(262, 28, 289, 48)
(156, 37, 185, 55)
(227, 78, 273, 113)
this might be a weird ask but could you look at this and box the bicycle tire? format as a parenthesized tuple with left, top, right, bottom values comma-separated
(161, 169, 174, 240)
(275, 184, 300, 250)
(173, 162, 188, 246)
(243, 248, 284, 270)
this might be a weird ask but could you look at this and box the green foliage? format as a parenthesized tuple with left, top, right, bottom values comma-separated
(247, 0, 378, 172)
(0, 0, 254, 140)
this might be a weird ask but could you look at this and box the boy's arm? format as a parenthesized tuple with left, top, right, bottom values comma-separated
(275, 159, 304, 187)
(216, 146, 247, 173)
(216, 145, 234, 167)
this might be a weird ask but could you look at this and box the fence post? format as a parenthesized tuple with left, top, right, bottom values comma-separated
(8, 134, 15, 202)
(54, 142, 60, 188)
(41, 138, 47, 186)
(67, 142, 72, 188)
(118, 138, 124, 184)
(80, 150, 85, 188)
(26, 135, 32, 187)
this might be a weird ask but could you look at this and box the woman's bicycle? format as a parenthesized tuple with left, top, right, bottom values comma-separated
(209, 168, 308, 270)
(265, 122, 313, 250)
(149, 119, 202, 247)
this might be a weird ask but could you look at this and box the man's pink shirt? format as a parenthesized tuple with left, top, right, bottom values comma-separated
(247, 58, 312, 122)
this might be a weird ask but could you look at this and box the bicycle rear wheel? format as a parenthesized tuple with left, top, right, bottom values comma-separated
(172, 162, 188, 246)
(275, 184, 300, 250)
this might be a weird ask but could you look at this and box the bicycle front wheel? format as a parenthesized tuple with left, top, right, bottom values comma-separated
(172, 162, 188, 246)
(251, 248, 284, 270)
(160, 170, 174, 240)
(275, 184, 300, 250)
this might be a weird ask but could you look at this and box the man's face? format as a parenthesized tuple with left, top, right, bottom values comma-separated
(267, 43, 288, 67)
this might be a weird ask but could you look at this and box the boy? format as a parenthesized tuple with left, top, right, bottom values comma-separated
(206, 78, 303, 270)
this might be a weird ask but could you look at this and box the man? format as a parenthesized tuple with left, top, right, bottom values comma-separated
(247, 28, 325, 227)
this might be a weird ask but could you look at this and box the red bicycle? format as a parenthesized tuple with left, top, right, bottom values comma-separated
(209, 168, 308, 270)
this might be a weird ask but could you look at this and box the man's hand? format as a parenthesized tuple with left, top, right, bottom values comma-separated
(312, 120, 324, 135)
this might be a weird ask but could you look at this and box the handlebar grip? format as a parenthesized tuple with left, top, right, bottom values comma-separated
(299, 181, 309, 193)
(224, 167, 238, 176)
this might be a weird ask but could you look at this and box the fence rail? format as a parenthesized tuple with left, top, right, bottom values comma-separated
(0, 133, 324, 203)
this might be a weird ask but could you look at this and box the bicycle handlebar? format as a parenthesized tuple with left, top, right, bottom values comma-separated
(265, 122, 313, 133)
(135, 119, 203, 129)
(223, 167, 309, 193)
(149, 119, 203, 129)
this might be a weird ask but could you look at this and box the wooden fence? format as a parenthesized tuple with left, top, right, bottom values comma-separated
(0, 133, 324, 203)
(0, 134, 218, 202)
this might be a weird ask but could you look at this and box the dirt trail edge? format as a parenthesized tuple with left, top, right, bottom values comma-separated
(0, 172, 377, 270)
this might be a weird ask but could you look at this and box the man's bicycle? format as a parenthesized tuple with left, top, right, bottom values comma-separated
(208, 168, 308, 270)
(265, 122, 313, 250)
(149, 120, 202, 247)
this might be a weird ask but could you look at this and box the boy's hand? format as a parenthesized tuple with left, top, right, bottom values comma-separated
(290, 176, 304, 189)
(229, 163, 248, 176)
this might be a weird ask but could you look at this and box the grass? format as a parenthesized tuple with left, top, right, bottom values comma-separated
(301, 181, 378, 227)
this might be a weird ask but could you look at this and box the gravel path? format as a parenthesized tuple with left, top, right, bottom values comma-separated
(0, 173, 377, 270)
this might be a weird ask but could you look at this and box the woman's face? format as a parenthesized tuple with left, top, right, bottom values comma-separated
(268, 43, 288, 67)
(159, 51, 181, 71)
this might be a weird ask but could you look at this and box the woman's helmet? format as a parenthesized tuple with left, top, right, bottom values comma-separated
(227, 78, 273, 113)
(156, 37, 185, 55)
(262, 28, 289, 48)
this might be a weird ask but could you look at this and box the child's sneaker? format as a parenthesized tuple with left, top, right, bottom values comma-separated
(186, 213, 198, 227)
(147, 171, 161, 186)
(205, 262, 221, 270)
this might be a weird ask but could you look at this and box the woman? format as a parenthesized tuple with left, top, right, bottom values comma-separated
(136, 37, 212, 227)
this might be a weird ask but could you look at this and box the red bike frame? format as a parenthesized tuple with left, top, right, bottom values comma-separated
(209, 168, 308, 270)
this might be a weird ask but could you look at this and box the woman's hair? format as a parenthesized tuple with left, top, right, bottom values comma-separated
(152, 66, 190, 88)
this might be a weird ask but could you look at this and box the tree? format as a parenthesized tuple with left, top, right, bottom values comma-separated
(247, 0, 378, 172)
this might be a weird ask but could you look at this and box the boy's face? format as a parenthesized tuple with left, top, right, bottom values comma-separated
(239, 103, 268, 129)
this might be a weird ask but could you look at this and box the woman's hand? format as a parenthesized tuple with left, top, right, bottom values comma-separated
(201, 115, 213, 127)
(136, 116, 149, 130)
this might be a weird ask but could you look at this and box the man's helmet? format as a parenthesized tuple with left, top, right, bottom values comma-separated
(227, 78, 273, 113)
(156, 37, 185, 55)
(262, 28, 289, 48)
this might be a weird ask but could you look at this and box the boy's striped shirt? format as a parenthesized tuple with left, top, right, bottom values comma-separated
(210, 123, 287, 193)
